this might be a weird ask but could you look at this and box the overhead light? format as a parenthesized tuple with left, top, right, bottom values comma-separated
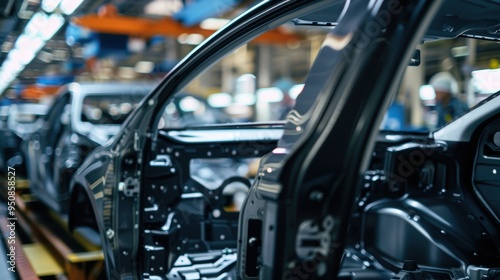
(41, 0, 62, 13)
(0, 9, 67, 95)
(60, 0, 84, 15)
(9, 49, 36, 65)
(39, 13, 65, 40)
(1, 73, 14, 84)
(25, 13, 49, 37)
(257, 87, 284, 103)
(0, 68, 19, 80)
(200, 18, 230, 30)
(208, 93, 232, 108)
(15, 34, 43, 52)
(2, 59, 24, 74)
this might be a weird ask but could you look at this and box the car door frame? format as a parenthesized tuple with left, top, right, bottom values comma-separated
(70, 0, 444, 278)
(28, 89, 72, 211)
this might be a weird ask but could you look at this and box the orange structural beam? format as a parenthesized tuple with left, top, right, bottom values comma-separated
(22, 85, 61, 99)
(72, 15, 301, 45)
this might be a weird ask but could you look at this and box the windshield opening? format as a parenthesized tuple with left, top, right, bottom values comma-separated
(158, 24, 330, 129)
(156, 16, 500, 133)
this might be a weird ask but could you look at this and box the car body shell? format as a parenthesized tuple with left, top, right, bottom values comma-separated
(67, 0, 500, 279)
(26, 82, 152, 214)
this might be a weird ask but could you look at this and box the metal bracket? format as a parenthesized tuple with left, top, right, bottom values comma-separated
(295, 215, 335, 260)
(468, 266, 500, 280)
(149, 155, 172, 167)
(119, 177, 140, 197)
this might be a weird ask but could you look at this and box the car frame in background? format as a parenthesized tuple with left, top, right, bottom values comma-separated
(66, 0, 500, 279)
(26, 82, 153, 214)
(0, 103, 47, 178)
